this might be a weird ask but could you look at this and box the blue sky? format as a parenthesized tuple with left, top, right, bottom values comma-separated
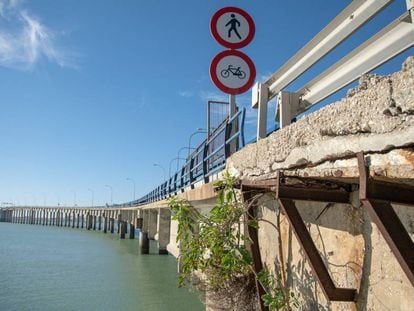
(0, 0, 412, 207)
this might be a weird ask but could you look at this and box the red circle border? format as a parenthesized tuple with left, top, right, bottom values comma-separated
(210, 7, 255, 49)
(210, 50, 256, 95)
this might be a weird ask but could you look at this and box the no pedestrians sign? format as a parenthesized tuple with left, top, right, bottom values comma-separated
(210, 7, 255, 49)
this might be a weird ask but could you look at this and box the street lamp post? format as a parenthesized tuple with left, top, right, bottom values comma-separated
(126, 178, 136, 205)
(176, 147, 194, 169)
(169, 157, 185, 178)
(87, 188, 94, 208)
(188, 128, 207, 156)
(104, 185, 113, 206)
(153, 163, 167, 181)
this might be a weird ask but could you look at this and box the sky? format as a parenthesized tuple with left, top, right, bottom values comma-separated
(0, 0, 412, 207)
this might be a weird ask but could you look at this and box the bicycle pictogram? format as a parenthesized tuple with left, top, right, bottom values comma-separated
(220, 65, 246, 79)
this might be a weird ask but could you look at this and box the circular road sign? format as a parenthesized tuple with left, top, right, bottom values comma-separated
(210, 7, 255, 49)
(210, 50, 256, 95)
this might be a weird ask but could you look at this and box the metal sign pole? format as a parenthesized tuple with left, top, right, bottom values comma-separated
(229, 94, 236, 117)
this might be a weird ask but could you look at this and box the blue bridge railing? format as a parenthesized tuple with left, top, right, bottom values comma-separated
(133, 108, 246, 205)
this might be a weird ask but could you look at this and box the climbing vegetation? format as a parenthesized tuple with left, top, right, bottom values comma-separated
(168, 171, 295, 310)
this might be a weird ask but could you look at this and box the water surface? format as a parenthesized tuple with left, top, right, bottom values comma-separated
(0, 223, 203, 311)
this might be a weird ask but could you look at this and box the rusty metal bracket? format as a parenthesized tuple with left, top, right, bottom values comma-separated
(357, 152, 414, 287)
(241, 185, 269, 311)
(274, 173, 357, 302)
(240, 176, 357, 302)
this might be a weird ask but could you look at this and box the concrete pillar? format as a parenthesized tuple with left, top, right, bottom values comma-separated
(110, 218, 114, 234)
(93, 215, 96, 230)
(157, 209, 171, 255)
(76, 213, 79, 228)
(117, 213, 121, 234)
(64, 212, 68, 227)
(129, 223, 135, 239)
(98, 214, 102, 231)
(136, 217, 143, 230)
(142, 210, 149, 233)
(81, 213, 84, 229)
(103, 215, 108, 233)
(86, 213, 91, 230)
(60, 211, 64, 226)
(148, 210, 158, 240)
(120, 221, 126, 239)
(72, 211, 75, 228)
(140, 232, 150, 254)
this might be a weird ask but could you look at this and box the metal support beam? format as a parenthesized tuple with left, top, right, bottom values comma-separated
(357, 153, 414, 287)
(241, 187, 269, 311)
(239, 176, 357, 302)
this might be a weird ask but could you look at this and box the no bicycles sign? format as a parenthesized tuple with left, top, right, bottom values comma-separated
(210, 7, 256, 95)
(210, 50, 256, 95)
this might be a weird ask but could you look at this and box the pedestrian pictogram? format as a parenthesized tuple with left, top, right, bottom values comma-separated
(210, 50, 256, 95)
(226, 14, 242, 40)
(210, 7, 255, 49)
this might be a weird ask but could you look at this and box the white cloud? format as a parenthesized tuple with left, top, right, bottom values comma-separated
(178, 90, 193, 98)
(0, 1, 75, 70)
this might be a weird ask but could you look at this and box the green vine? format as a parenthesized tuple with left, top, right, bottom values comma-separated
(169, 172, 296, 310)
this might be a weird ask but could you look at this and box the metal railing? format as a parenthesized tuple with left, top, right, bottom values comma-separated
(132, 108, 246, 205)
(253, 0, 414, 138)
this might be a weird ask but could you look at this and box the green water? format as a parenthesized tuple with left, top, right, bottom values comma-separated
(0, 223, 204, 311)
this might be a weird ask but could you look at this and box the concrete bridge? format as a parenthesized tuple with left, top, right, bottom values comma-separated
(0, 206, 164, 254)
(2, 2, 414, 310)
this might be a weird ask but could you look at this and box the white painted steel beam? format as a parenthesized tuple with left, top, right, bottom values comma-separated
(299, 12, 414, 108)
(263, 0, 393, 101)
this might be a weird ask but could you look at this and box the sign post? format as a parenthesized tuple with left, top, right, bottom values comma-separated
(210, 7, 256, 116)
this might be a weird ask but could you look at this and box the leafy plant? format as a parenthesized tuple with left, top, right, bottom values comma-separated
(169, 171, 296, 310)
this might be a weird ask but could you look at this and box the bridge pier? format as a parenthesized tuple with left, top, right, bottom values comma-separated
(98, 214, 101, 231)
(93, 215, 96, 230)
(157, 209, 171, 255)
(117, 214, 121, 234)
(81, 213, 84, 229)
(140, 232, 150, 254)
(148, 210, 158, 240)
(76, 213, 80, 228)
(136, 217, 143, 230)
(72, 211, 75, 228)
(110, 218, 114, 234)
(103, 214, 107, 233)
(120, 221, 126, 239)
(129, 223, 135, 239)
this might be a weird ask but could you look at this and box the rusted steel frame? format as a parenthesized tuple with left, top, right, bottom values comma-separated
(241, 186, 269, 311)
(357, 153, 414, 287)
(241, 177, 349, 203)
(357, 153, 414, 206)
(277, 197, 357, 301)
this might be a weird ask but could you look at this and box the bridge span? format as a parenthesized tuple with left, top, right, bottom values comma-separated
(2, 2, 414, 310)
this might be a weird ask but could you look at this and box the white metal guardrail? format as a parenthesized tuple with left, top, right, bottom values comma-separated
(252, 0, 414, 139)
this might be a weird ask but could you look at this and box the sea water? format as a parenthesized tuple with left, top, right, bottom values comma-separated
(0, 223, 203, 311)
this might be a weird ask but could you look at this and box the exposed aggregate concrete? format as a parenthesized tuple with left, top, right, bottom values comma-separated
(228, 57, 414, 179)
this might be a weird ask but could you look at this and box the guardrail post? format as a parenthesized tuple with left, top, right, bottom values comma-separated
(278, 91, 301, 128)
(203, 144, 209, 183)
(189, 157, 195, 188)
(253, 83, 269, 140)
